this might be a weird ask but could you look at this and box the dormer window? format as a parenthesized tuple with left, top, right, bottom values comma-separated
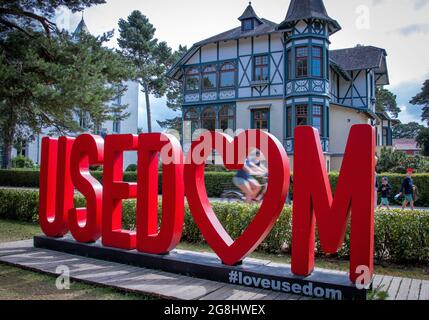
(243, 19, 253, 31)
(238, 2, 262, 32)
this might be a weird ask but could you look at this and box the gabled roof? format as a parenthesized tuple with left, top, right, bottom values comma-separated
(278, 0, 341, 34)
(238, 2, 263, 23)
(330, 46, 385, 71)
(393, 139, 421, 151)
(195, 18, 278, 47)
(330, 45, 390, 85)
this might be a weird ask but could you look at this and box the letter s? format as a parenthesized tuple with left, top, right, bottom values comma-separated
(68, 134, 104, 243)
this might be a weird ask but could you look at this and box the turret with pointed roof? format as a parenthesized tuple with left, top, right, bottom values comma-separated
(237, 2, 264, 31)
(238, 2, 263, 24)
(72, 16, 89, 40)
(278, 0, 341, 34)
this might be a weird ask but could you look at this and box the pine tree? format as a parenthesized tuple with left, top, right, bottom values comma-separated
(0, 30, 133, 168)
(0, 0, 105, 37)
(375, 87, 400, 118)
(118, 11, 172, 133)
(392, 122, 426, 139)
(416, 128, 429, 156)
(410, 80, 429, 126)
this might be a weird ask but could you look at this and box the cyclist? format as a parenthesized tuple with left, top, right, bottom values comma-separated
(232, 151, 267, 203)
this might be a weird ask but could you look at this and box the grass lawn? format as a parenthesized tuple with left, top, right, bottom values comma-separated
(0, 219, 155, 300)
(0, 263, 155, 300)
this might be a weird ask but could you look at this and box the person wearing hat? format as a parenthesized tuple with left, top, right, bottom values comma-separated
(399, 168, 416, 210)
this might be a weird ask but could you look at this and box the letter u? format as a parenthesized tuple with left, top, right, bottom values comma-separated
(39, 137, 75, 237)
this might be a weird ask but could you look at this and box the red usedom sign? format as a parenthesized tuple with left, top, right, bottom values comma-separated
(38, 124, 375, 287)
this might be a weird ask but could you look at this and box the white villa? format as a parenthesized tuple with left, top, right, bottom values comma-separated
(8, 16, 140, 170)
(167, 0, 393, 171)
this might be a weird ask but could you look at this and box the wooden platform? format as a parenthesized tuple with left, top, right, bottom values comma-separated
(0, 240, 428, 300)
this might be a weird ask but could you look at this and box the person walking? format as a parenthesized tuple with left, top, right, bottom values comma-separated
(399, 168, 416, 210)
(377, 177, 392, 210)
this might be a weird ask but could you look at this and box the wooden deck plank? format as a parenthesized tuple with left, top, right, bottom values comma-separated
(199, 285, 262, 300)
(396, 278, 411, 300)
(407, 279, 422, 300)
(260, 291, 282, 300)
(378, 275, 393, 294)
(387, 277, 402, 300)
(274, 292, 299, 300)
(0, 240, 427, 301)
(373, 275, 384, 289)
(420, 281, 429, 300)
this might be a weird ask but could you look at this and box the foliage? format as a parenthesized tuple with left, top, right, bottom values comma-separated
(157, 117, 182, 134)
(159, 45, 189, 135)
(0, 0, 105, 37)
(392, 122, 426, 139)
(2, 169, 429, 207)
(376, 147, 429, 173)
(0, 29, 133, 168)
(118, 10, 173, 133)
(11, 156, 34, 169)
(1, 188, 427, 264)
(125, 164, 137, 172)
(375, 87, 400, 118)
(410, 79, 429, 126)
(416, 127, 429, 156)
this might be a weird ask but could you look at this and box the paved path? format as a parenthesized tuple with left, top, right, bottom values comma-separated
(0, 240, 427, 300)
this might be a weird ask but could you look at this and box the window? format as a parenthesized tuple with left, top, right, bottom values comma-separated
(312, 105, 323, 136)
(184, 108, 200, 137)
(202, 65, 217, 91)
(312, 47, 322, 77)
(382, 127, 388, 145)
(252, 109, 269, 131)
(286, 107, 292, 138)
(220, 63, 235, 88)
(243, 19, 253, 31)
(253, 55, 269, 82)
(295, 105, 308, 126)
(201, 107, 216, 131)
(314, 22, 322, 32)
(219, 105, 234, 131)
(295, 47, 308, 78)
(79, 111, 90, 130)
(113, 118, 121, 134)
(185, 68, 199, 91)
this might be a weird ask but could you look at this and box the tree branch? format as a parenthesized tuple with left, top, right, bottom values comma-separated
(0, 8, 56, 37)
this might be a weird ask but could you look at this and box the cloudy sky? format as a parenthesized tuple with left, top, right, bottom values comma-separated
(59, 0, 429, 131)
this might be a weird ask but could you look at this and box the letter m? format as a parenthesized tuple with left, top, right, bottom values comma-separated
(291, 125, 375, 283)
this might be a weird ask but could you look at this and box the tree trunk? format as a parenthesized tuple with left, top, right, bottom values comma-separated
(1, 141, 13, 169)
(143, 82, 152, 133)
(1, 106, 16, 169)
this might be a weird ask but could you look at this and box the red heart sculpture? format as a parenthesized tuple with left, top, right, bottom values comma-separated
(184, 130, 290, 265)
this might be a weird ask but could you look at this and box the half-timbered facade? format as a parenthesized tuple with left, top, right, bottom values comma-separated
(167, 0, 393, 171)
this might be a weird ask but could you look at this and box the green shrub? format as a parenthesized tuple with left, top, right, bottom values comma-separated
(0, 189, 39, 222)
(0, 169, 40, 188)
(11, 156, 34, 169)
(377, 147, 429, 173)
(1, 169, 429, 206)
(1, 188, 427, 265)
(125, 164, 137, 172)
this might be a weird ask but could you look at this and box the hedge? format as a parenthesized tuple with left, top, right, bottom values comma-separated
(1, 169, 429, 206)
(0, 188, 427, 265)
